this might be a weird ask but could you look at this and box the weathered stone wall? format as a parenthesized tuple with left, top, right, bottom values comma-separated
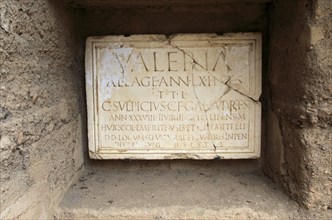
(0, 0, 85, 218)
(264, 0, 332, 209)
(0, 0, 330, 218)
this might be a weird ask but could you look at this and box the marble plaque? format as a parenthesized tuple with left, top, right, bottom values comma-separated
(86, 33, 261, 159)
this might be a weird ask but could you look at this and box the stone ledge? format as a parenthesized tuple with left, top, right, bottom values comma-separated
(55, 164, 331, 219)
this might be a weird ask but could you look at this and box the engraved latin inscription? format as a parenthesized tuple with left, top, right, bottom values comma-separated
(86, 34, 262, 159)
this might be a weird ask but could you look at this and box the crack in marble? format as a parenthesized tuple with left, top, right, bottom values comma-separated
(167, 39, 226, 155)
(169, 38, 260, 103)
(168, 37, 261, 156)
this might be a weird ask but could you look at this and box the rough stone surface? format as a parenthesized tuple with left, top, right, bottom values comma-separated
(1, 0, 331, 218)
(77, 2, 269, 37)
(0, 0, 85, 218)
(264, 0, 332, 210)
(56, 161, 332, 220)
(65, 0, 274, 8)
(86, 33, 261, 160)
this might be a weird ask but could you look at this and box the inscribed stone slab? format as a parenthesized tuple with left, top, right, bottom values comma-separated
(85, 33, 261, 159)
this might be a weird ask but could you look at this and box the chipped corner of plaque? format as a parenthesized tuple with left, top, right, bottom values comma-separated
(89, 151, 103, 160)
(250, 91, 262, 104)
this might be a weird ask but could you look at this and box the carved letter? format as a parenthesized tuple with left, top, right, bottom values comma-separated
(167, 51, 178, 71)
